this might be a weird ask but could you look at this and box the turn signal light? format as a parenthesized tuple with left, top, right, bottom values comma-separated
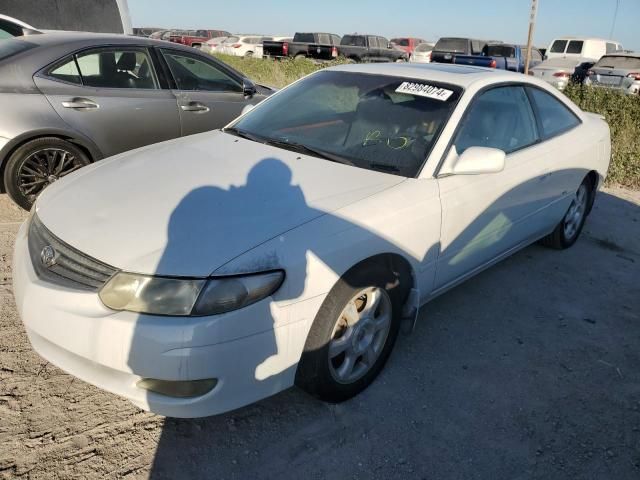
(553, 71, 571, 78)
(626, 72, 640, 80)
(332, 46, 338, 58)
(282, 42, 289, 56)
(488, 59, 497, 68)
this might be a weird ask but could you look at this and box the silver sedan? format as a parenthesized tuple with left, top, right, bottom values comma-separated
(0, 33, 273, 209)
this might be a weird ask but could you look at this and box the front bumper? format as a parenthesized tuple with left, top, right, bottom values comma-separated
(12, 221, 319, 417)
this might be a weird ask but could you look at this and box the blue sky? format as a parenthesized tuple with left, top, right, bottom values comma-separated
(128, 0, 639, 51)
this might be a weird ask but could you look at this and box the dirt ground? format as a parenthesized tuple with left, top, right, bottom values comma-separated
(0, 187, 639, 480)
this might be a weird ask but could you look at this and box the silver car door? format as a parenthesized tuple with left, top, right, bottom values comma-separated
(159, 48, 261, 136)
(34, 47, 180, 158)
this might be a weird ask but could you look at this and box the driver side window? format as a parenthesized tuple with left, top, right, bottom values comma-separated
(161, 50, 242, 92)
(454, 86, 538, 154)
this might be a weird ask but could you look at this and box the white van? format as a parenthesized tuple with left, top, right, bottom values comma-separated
(545, 37, 623, 61)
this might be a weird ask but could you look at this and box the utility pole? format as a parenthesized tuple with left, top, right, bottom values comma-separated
(524, 0, 538, 75)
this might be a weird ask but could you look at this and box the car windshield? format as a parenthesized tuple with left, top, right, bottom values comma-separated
(594, 55, 640, 69)
(229, 71, 462, 178)
(486, 45, 515, 58)
(434, 38, 467, 53)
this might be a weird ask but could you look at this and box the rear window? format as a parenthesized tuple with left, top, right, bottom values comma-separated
(341, 35, 366, 47)
(0, 39, 37, 62)
(392, 38, 410, 47)
(414, 43, 434, 53)
(294, 33, 316, 43)
(434, 38, 467, 53)
(594, 55, 640, 69)
(550, 40, 568, 53)
(566, 41, 584, 54)
(486, 45, 516, 58)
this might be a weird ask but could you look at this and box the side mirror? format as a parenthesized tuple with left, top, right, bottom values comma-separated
(451, 146, 505, 175)
(243, 79, 257, 97)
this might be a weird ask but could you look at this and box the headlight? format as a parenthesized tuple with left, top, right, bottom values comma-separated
(99, 270, 284, 316)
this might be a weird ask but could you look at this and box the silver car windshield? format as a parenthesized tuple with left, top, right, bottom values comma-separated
(230, 71, 462, 177)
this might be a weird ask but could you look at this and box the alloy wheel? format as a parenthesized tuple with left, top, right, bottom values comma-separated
(563, 184, 588, 240)
(328, 287, 392, 384)
(18, 148, 83, 199)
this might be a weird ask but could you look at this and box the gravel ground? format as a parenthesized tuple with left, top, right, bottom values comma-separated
(0, 187, 639, 479)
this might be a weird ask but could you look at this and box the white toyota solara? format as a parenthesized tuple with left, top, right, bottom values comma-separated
(14, 63, 610, 418)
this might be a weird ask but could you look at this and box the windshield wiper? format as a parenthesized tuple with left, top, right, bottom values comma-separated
(222, 126, 267, 144)
(264, 138, 354, 166)
(369, 163, 400, 173)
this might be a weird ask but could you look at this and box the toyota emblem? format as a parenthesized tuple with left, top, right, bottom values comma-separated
(40, 245, 57, 268)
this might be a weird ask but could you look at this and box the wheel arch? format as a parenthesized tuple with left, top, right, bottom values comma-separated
(334, 252, 416, 307)
(0, 131, 102, 193)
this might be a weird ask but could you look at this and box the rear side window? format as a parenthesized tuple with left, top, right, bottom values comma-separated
(294, 33, 315, 43)
(75, 48, 158, 89)
(341, 35, 366, 47)
(531, 49, 543, 61)
(527, 88, 580, 138)
(566, 40, 584, 54)
(550, 40, 567, 53)
(606, 42, 619, 53)
(48, 56, 82, 85)
(331, 34, 341, 45)
(454, 86, 538, 154)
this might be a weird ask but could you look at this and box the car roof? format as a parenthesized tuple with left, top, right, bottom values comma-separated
(7, 31, 186, 49)
(326, 62, 530, 88)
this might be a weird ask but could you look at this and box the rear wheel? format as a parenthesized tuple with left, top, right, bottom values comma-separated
(294, 54, 306, 61)
(295, 263, 404, 402)
(245, 51, 253, 58)
(4, 137, 91, 210)
(540, 178, 592, 249)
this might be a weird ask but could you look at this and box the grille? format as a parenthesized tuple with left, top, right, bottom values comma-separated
(28, 214, 117, 291)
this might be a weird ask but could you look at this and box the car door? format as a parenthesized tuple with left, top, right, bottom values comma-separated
(525, 86, 584, 223)
(34, 46, 181, 158)
(434, 85, 555, 291)
(365, 36, 379, 62)
(159, 48, 257, 136)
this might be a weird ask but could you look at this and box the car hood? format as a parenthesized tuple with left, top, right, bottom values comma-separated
(36, 131, 404, 276)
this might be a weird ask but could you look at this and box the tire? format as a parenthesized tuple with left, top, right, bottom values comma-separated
(245, 51, 253, 58)
(295, 262, 406, 403)
(540, 177, 593, 250)
(4, 137, 91, 210)
(294, 54, 306, 61)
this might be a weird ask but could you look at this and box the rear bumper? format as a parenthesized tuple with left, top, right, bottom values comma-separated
(13, 221, 320, 417)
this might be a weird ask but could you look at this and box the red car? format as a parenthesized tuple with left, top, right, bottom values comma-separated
(170, 29, 231, 48)
(390, 37, 429, 54)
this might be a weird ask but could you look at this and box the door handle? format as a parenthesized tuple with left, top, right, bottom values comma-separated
(61, 98, 99, 109)
(180, 102, 210, 113)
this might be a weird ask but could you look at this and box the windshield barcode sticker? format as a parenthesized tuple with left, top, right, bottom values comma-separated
(395, 82, 454, 101)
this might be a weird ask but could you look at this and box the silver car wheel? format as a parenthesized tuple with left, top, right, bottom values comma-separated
(563, 183, 588, 240)
(328, 287, 392, 384)
(18, 148, 83, 198)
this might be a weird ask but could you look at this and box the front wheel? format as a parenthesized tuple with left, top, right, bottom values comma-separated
(4, 137, 91, 210)
(540, 178, 592, 249)
(295, 264, 404, 402)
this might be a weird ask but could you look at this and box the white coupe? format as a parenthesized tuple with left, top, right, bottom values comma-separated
(13, 63, 610, 418)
